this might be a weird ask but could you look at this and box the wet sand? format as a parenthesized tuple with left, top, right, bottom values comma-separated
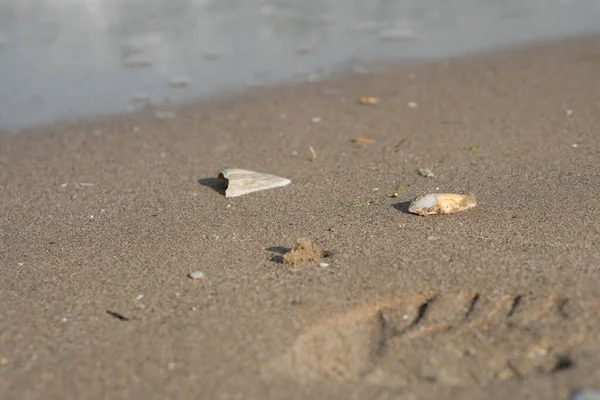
(1, 36, 600, 399)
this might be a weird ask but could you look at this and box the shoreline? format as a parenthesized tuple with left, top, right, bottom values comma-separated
(1, 36, 600, 399)
(3, 33, 600, 136)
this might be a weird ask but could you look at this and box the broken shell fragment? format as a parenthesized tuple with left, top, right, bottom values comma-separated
(218, 169, 291, 198)
(408, 193, 477, 216)
(359, 96, 379, 105)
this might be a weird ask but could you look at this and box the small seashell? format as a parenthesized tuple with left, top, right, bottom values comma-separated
(409, 193, 477, 216)
(188, 271, 205, 280)
(218, 169, 291, 198)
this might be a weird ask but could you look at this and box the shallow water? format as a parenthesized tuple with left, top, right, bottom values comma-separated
(1, 0, 599, 132)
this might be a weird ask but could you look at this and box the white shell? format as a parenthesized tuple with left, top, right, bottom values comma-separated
(218, 169, 291, 198)
(188, 271, 205, 280)
(409, 193, 477, 216)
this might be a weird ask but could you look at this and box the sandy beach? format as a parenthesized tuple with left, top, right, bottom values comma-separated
(1, 36, 600, 399)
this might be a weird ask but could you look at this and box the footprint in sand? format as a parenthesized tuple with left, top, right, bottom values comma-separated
(262, 291, 596, 388)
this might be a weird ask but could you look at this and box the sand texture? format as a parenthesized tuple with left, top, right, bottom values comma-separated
(1, 37, 600, 400)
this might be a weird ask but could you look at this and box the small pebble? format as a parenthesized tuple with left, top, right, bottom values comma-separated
(571, 143, 579, 148)
(319, 262, 329, 267)
(188, 271, 205, 281)
(135, 294, 144, 301)
(205, 234, 219, 240)
(60, 183, 67, 188)
(408, 101, 418, 109)
(566, 109, 574, 116)
(427, 236, 441, 241)
(311, 117, 322, 123)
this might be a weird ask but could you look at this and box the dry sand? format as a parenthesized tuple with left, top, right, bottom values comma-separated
(1, 36, 600, 400)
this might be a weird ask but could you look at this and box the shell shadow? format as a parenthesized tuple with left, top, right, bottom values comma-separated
(266, 246, 291, 264)
(392, 201, 413, 215)
(198, 177, 227, 196)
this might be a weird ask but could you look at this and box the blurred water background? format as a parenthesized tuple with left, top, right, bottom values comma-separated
(1, 0, 599, 132)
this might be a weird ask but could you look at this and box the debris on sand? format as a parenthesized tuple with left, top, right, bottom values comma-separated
(418, 168, 434, 178)
(309, 145, 317, 161)
(352, 137, 375, 144)
(106, 310, 130, 321)
(283, 238, 325, 265)
(351, 184, 407, 207)
(386, 185, 407, 198)
(218, 169, 291, 198)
